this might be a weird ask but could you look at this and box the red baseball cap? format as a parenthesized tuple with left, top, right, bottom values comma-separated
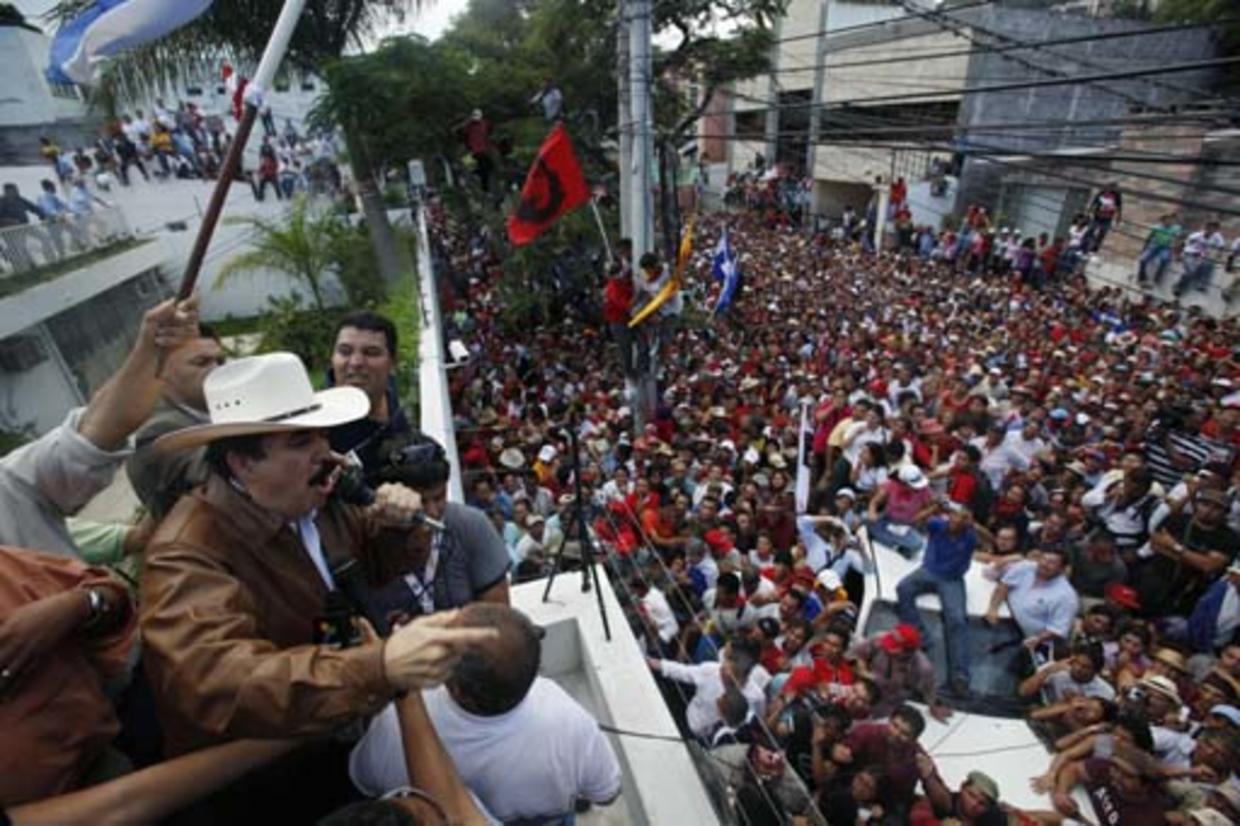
(703, 529, 733, 555)
(1105, 582, 1141, 611)
(878, 623, 922, 654)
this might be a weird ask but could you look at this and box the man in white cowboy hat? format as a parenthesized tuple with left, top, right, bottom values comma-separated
(139, 352, 496, 759)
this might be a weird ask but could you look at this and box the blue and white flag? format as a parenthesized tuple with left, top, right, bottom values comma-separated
(711, 226, 741, 314)
(47, 0, 214, 86)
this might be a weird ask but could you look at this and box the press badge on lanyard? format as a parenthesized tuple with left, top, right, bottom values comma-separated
(404, 532, 441, 615)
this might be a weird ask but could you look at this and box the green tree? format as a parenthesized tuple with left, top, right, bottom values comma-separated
(216, 195, 338, 311)
(0, 3, 41, 31)
(1156, 0, 1239, 85)
(310, 35, 473, 180)
(653, 0, 787, 144)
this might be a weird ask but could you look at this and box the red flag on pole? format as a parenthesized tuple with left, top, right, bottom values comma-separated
(507, 124, 590, 246)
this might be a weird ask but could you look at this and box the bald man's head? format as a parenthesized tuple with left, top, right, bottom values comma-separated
(446, 603, 541, 716)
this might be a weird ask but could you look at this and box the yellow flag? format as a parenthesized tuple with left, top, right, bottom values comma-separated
(629, 218, 695, 329)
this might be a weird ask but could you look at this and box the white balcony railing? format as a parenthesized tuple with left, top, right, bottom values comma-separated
(0, 206, 134, 284)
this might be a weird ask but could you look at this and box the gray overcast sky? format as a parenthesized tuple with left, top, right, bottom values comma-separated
(404, 0, 470, 41)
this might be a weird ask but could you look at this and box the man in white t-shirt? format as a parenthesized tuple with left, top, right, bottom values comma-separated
(1002, 419, 1049, 468)
(971, 423, 1029, 490)
(647, 637, 768, 741)
(636, 577, 681, 653)
(350, 604, 621, 823)
(1175, 220, 1227, 298)
(840, 403, 889, 469)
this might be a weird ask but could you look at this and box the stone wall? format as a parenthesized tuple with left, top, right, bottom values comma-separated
(993, 125, 1240, 273)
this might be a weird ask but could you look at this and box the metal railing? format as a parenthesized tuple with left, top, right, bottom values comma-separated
(0, 206, 134, 282)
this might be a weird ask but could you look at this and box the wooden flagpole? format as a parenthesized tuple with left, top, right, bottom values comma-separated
(175, 0, 308, 299)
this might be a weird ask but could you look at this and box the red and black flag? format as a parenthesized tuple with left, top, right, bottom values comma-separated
(507, 124, 590, 247)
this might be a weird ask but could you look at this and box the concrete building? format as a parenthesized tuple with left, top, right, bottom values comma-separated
(0, 209, 171, 436)
(0, 6, 97, 165)
(2, 1, 325, 165)
(719, 0, 1220, 229)
(0, 163, 342, 440)
(992, 121, 1240, 316)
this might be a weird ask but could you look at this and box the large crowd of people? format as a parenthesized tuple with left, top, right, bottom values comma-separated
(728, 168, 1240, 305)
(35, 99, 341, 198)
(432, 196, 1240, 824)
(3, 150, 1240, 824)
(2, 101, 342, 275)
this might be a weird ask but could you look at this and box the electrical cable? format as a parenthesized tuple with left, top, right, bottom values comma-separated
(678, 97, 1240, 214)
(756, 18, 1240, 78)
(586, 506, 792, 826)
(590, 489, 829, 824)
(722, 55, 1240, 111)
(891, 0, 1230, 111)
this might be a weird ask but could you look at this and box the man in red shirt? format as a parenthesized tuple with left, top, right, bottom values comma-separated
(844, 705, 939, 821)
(782, 622, 854, 701)
(458, 109, 493, 191)
(602, 263, 635, 377)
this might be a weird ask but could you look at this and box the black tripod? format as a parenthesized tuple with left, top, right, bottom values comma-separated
(541, 412, 612, 641)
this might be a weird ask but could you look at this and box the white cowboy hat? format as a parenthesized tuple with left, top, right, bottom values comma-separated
(499, 448, 526, 470)
(155, 353, 368, 453)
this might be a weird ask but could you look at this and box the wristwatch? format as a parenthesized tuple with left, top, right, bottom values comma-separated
(82, 587, 112, 631)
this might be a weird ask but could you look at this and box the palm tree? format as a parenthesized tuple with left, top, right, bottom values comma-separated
(215, 195, 337, 311)
(48, 1, 430, 283)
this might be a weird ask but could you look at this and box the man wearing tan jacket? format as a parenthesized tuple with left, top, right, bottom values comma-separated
(140, 352, 494, 819)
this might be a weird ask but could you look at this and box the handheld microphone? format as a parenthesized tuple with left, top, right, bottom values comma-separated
(330, 458, 446, 531)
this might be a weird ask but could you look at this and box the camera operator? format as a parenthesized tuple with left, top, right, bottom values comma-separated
(360, 431, 511, 623)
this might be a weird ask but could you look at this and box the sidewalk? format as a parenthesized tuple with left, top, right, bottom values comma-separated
(1084, 254, 1233, 318)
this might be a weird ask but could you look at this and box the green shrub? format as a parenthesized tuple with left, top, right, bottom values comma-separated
(0, 427, 31, 458)
(330, 223, 390, 309)
(256, 295, 346, 383)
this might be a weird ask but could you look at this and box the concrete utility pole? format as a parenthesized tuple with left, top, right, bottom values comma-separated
(763, 14, 782, 167)
(804, 0, 830, 229)
(617, 0, 633, 237)
(629, 0, 654, 257)
(627, 0, 656, 427)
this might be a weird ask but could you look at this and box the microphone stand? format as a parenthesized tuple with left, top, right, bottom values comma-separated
(542, 411, 612, 641)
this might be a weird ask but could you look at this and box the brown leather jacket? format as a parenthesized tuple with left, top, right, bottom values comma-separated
(0, 547, 135, 805)
(141, 474, 399, 754)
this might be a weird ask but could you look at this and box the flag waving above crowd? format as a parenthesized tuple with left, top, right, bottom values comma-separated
(507, 124, 591, 246)
(629, 217, 695, 328)
(711, 226, 741, 315)
(47, 0, 215, 86)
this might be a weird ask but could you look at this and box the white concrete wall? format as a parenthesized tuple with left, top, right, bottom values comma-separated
(728, 2, 964, 183)
(0, 28, 89, 126)
(512, 571, 721, 826)
(414, 204, 464, 504)
(820, 27, 965, 106)
(0, 235, 171, 339)
(0, 324, 82, 435)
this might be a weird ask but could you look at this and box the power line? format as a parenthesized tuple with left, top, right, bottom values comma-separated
(707, 122, 1240, 217)
(718, 96, 1240, 170)
(767, 0, 995, 48)
(891, 0, 1228, 111)
(726, 84, 1238, 140)
(759, 18, 1238, 78)
(782, 56, 1240, 109)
